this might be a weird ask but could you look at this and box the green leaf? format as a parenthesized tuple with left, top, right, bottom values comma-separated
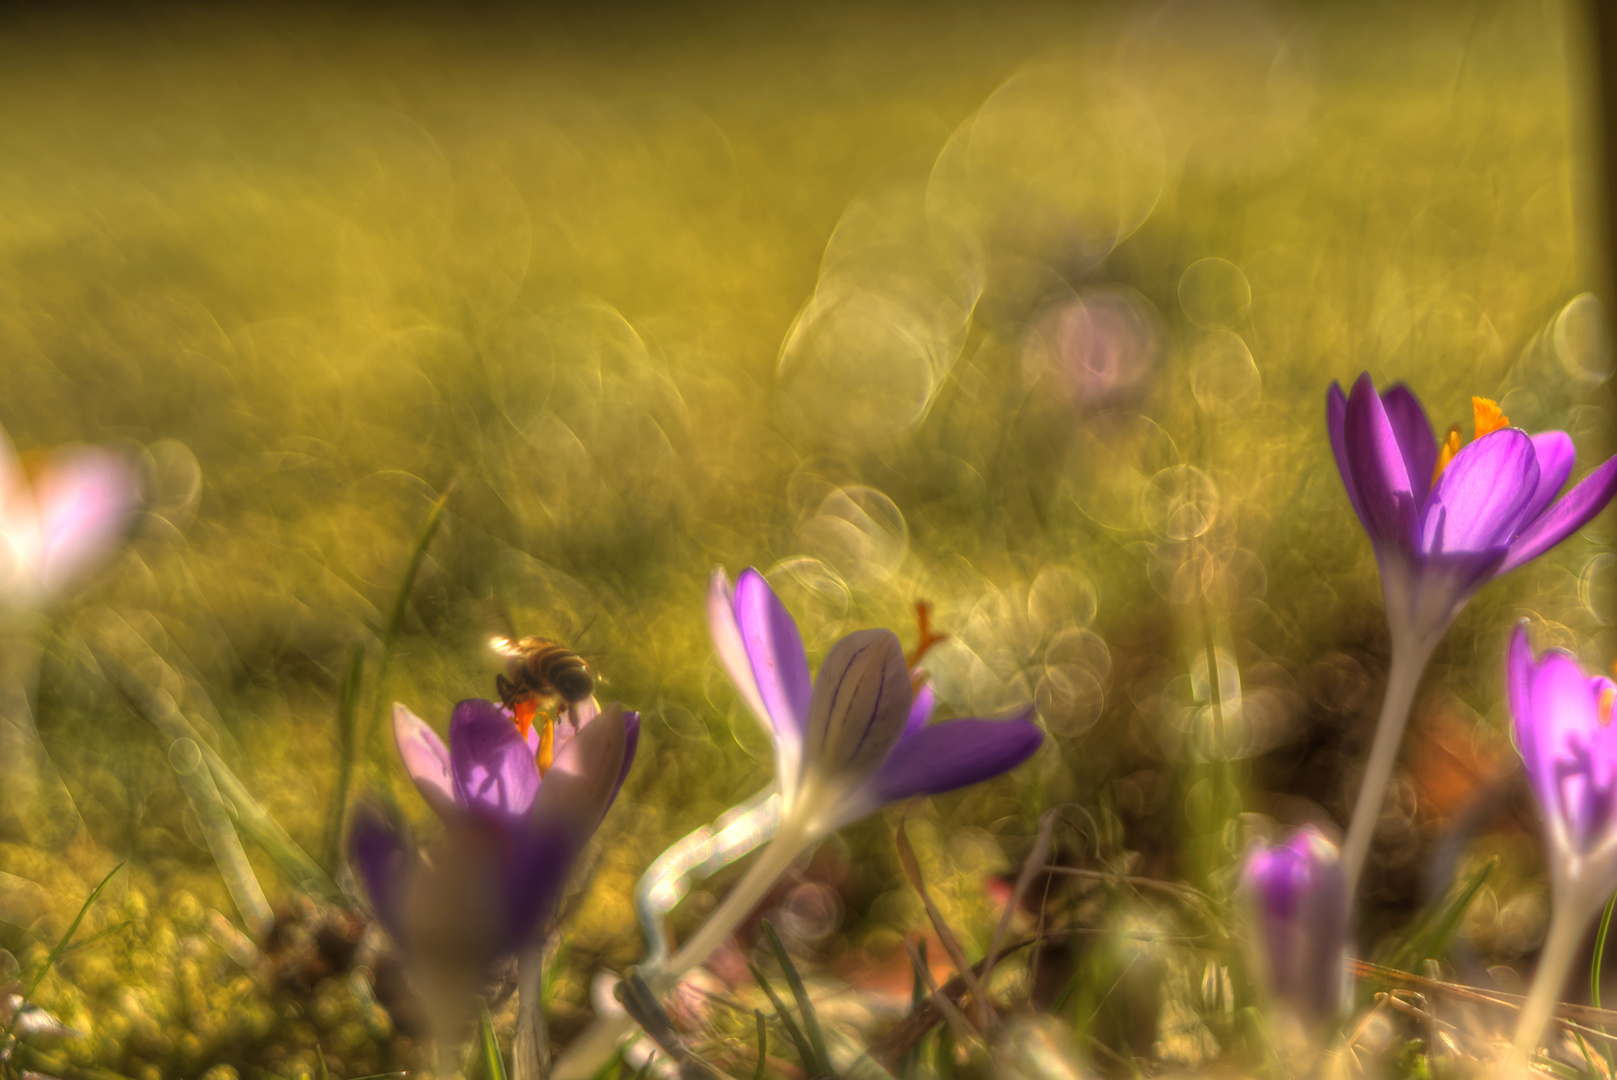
(475, 1005, 509, 1080)
(748, 959, 816, 1072)
(761, 919, 832, 1075)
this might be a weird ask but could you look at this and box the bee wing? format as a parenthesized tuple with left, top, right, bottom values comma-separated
(489, 636, 526, 657)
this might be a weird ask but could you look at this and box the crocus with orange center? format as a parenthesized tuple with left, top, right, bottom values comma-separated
(1506, 625, 1617, 1052)
(1327, 373, 1617, 890)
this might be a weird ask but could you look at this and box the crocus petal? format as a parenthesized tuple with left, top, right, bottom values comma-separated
(1508, 625, 1541, 795)
(1497, 455, 1617, 575)
(499, 820, 578, 951)
(349, 803, 414, 939)
(528, 702, 632, 845)
(1529, 652, 1617, 847)
(865, 709, 1043, 808)
(1419, 429, 1537, 556)
(906, 684, 937, 738)
(1343, 374, 1419, 555)
(1326, 382, 1367, 529)
(450, 699, 541, 827)
(1520, 432, 1576, 524)
(733, 569, 814, 738)
(803, 628, 913, 785)
(393, 703, 460, 820)
(33, 448, 138, 594)
(708, 570, 772, 727)
(1380, 383, 1438, 508)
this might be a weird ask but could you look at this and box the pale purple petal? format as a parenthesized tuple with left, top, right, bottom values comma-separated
(1497, 455, 1617, 575)
(1508, 625, 1540, 798)
(866, 709, 1042, 807)
(1326, 382, 1367, 528)
(1520, 432, 1575, 524)
(528, 702, 632, 844)
(803, 628, 913, 785)
(1530, 652, 1610, 840)
(906, 684, 937, 738)
(1419, 429, 1537, 556)
(349, 804, 413, 939)
(1343, 374, 1419, 555)
(450, 699, 541, 828)
(734, 569, 814, 738)
(708, 570, 771, 726)
(1380, 383, 1438, 508)
(393, 703, 460, 820)
(34, 448, 138, 594)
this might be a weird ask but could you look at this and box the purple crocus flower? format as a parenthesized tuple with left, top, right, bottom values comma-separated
(1239, 827, 1348, 1024)
(1327, 374, 1617, 647)
(1509, 625, 1617, 890)
(708, 568, 1043, 837)
(350, 698, 639, 964)
(0, 429, 139, 605)
(1506, 624, 1617, 1050)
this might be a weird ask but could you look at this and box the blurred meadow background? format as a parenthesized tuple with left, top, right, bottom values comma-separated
(0, 0, 1613, 1076)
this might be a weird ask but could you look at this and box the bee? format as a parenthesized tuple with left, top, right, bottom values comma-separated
(489, 635, 596, 772)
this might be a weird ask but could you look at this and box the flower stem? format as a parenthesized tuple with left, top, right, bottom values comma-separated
(514, 948, 550, 1080)
(1515, 904, 1590, 1054)
(551, 820, 814, 1080)
(1340, 639, 1434, 897)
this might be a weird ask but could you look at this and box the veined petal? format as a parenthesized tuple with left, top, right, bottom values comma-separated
(34, 448, 138, 595)
(1343, 374, 1419, 555)
(1521, 432, 1575, 524)
(803, 629, 913, 787)
(1419, 429, 1537, 556)
(529, 702, 632, 845)
(450, 699, 541, 827)
(348, 803, 414, 939)
(393, 703, 460, 820)
(733, 569, 814, 738)
(1380, 383, 1438, 507)
(1497, 455, 1617, 575)
(865, 710, 1042, 809)
(1326, 382, 1367, 528)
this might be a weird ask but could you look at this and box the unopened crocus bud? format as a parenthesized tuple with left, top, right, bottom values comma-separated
(1239, 827, 1348, 1025)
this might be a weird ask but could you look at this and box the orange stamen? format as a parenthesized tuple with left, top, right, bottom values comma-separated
(537, 714, 555, 776)
(907, 600, 948, 694)
(1432, 425, 1462, 484)
(1472, 397, 1509, 440)
(1430, 398, 1511, 483)
(512, 698, 537, 739)
(1601, 685, 1617, 728)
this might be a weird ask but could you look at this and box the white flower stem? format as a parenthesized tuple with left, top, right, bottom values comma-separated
(1341, 639, 1434, 898)
(1514, 903, 1590, 1054)
(514, 948, 550, 1080)
(551, 818, 814, 1080)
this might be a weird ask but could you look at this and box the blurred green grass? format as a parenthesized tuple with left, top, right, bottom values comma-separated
(0, 0, 1609, 1075)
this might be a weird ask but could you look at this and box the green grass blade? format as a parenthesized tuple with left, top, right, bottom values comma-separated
(366, 489, 450, 761)
(760, 919, 832, 1075)
(476, 1005, 509, 1080)
(1594, 893, 1617, 1072)
(5, 862, 123, 1046)
(752, 1009, 769, 1080)
(748, 960, 816, 1072)
(1381, 857, 1496, 973)
(323, 643, 367, 874)
(317, 1047, 331, 1080)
